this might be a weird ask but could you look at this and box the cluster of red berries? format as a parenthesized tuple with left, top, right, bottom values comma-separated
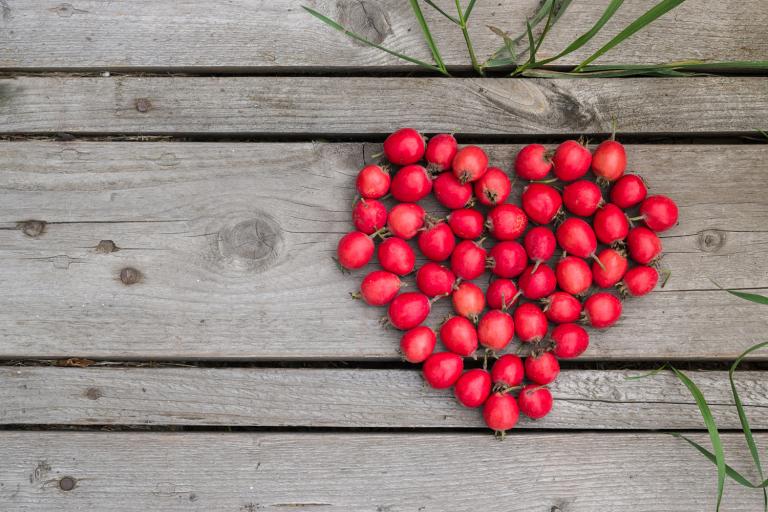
(337, 128, 679, 436)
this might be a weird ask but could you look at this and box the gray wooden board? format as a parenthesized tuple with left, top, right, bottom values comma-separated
(1, 76, 767, 135)
(1, 431, 766, 511)
(2, 366, 767, 429)
(1, 0, 766, 70)
(0, 141, 766, 360)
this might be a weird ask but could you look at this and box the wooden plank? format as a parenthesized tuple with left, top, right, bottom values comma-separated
(1, 0, 766, 70)
(2, 366, 767, 429)
(0, 141, 765, 360)
(1, 76, 766, 135)
(1, 431, 765, 510)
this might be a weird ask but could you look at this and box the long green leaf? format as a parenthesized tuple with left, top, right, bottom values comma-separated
(672, 434, 764, 488)
(302, 7, 443, 73)
(623, 364, 668, 380)
(521, 66, 695, 78)
(730, 341, 768, 509)
(671, 366, 726, 511)
(726, 290, 768, 305)
(575, 0, 687, 71)
(464, 0, 478, 20)
(536, 0, 625, 66)
(422, 0, 460, 25)
(408, 0, 448, 73)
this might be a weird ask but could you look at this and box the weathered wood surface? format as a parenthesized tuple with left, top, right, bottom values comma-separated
(1, 0, 766, 70)
(2, 431, 766, 511)
(0, 142, 765, 360)
(1, 76, 767, 135)
(2, 367, 767, 429)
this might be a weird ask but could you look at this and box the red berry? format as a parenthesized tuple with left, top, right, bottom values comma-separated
(400, 326, 437, 363)
(518, 385, 553, 419)
(391, 164, 432, 203)
(477, 310, 515, 351)
(378, 237, 415, 275)
(423, 352, 464, 389)
(440, 316, 478, 357)
(592, 248, 628, 288)
(524, 227, 556, 271)
(388, 292, 431, 330)
(563, 180, 604, 217)
(359, 270, 401, 306)
(522, 183, 562, 225)
(451, 240, 487, 281)
(433, 172, 472, 209)
(639, 195, 679, 232)
(452, 145, 489, 183)
(337, 231, 374, 269)
(556, 256, 592, 295)
(583, 292, 622, 329)
(525, 352, 560, 385)
(483, 392, 519, 434)
(452, 281, 485, 321)
(552, 140, 591, 181)
(543, 291, 582, 324)
(551, 323, 589, 359)
(387, 203, 425, 239)
(610, 174, 647, 208)
(352, 198, 387, 234)
(486, 279, 519, 310)
(383, 128, 425, 165)
(486, 204, 528, 241)
(491, 354, 524, 387)
(447, 208, 485, 239)
(416, 262, 456, 297)
(425, 133, 458, 172)
(514, 144, 552, 180)
(518, 264, 557, 300)
(556, 218, 598, 259)
(593, 203, 630, 245)
(621, 266, 659, 297)
(474, 167, 511, 206)
(356, 164, 390, 199)
(513, 302, 547, 342)
(454, 369, 492, 408)
(417, 221, 456, 262)
(487, 241, 528, 278)
(592, 140, 626, 182)
(627, 226, 662, 264)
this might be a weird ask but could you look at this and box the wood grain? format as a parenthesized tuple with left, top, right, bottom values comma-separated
(1, 0, 766, 70)
(1, 76, 767, 135)
(2, 431, 765, 511)
(2, 366, 767, 429)
(0, 141, 765, 360)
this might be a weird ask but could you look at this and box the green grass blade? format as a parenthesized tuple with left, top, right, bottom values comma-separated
(533, 0, 558, 57)
(408, 0, 448, 73)
(302, 6, 443, 72)
(574, 0, 687, 71)
(525, 20, 536, 64)
(520, 66, 695, 78)
(623, 364, 668, 380)
(536, 0, 625, 66)
(464, 0, 478, 20)
(672, 434, 762, 488)
(488, 26, 515, 62)
(726, 290, 768, 305)
(423, 0, 460, 24)
(759, 129, 768, 139)
(671, 366, 725, 511)
(730, 341, 768, 506)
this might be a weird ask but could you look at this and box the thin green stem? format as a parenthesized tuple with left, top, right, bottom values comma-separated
(454, 0, 484, 76)
(408, 0, 449, 75)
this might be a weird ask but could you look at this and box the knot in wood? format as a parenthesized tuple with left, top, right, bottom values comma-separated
(18, 220, 46, 238)
(120, 267, 143, 285)
(96, 240, 119, 253)
(336, 0, 392, 45)
(697, 229, 726, 252)
(59, 476, 77, 491)
(135, 98, 152, 113)
(214, 214, 284, 273)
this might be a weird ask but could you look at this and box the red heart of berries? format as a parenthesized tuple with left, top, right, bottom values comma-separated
(338, 128, 679, 436)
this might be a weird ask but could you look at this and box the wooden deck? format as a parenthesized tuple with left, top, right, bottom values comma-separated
(1, 1, 768, 510)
